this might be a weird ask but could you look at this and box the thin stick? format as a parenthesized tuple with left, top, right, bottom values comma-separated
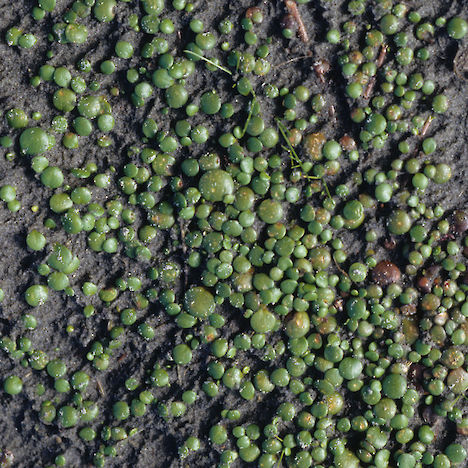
(333, 258, 349, 277)
(179, 220, 187, 254)
(363, 76, 376, 99)
(285, 0, 309, 43)
(96, 379, 105, 396)
(364, 44, 386, 99)
(377, 44, 388, 68)
(420, 115, 433, 137)
(183, 50, 232, 75)
(273, 55, 310, 69)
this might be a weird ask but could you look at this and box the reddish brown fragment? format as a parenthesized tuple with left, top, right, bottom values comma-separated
(372, 260, 401, 286)
(303, 132, 326, 161)
(349, 50, 364, 65)
(246, 7, 261, 19)
(313, 58, 330, 83)
(416, 276, 432, 293)
(401, 304, 417, 316)
(377, 44, 388, 68)
(408, 363, 425, 391)
(363, 76, 376, 99)
(439, 232, 455, 242)
(333, 298, 344, 312)
(339, 134, 356, 151)
(285, 0, 309, 43)
(384, 237, 397, 250)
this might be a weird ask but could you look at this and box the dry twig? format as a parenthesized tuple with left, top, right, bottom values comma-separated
(421, 115, 433, 137)
(273, 54, 311, 69)
(284, 0, 309, 43)
(377, 44, 388, 68)
(96, 379, 105, 396)
(364, 44, 387, 99)
(363, 76, 376, 99)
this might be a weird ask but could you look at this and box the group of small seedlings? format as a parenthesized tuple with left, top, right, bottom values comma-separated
(0, 0, 467, 467)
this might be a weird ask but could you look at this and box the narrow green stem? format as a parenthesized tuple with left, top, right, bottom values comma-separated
(183, 50, 232, 75)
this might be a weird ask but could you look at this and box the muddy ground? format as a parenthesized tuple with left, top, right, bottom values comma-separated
(0, 0, 467, 467)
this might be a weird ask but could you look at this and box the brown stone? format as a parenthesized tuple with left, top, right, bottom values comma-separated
(372, 260, 401, 286)
(416, 276, 432, 293)
(453, 210, 468, 233)
(339, 134, 356, 151)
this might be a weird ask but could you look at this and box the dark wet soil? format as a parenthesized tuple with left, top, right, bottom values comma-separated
(0, 0, 467, 467)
